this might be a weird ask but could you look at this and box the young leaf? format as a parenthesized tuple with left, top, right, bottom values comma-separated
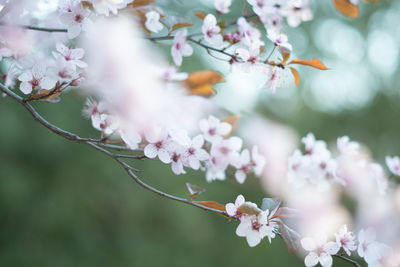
(280, 223, 301, 254)
(170, 23, 193, 33)
(183, 70, 225, 97)
(196, 201, 226, 212)
(288, 58, 328, 70)
(332, 0, 359, 18)
(29, 89, 61, 101)
(129, 0, 156, 8)
(194, 11, 206, 20)
(222, 115, 239, 137)
(186, 183, 205, 200)
(290, 67, 300, 86)
(237, 203, 261, 216)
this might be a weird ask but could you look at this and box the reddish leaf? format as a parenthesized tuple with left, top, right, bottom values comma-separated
(289, 58, 328, 70)
(170, 23, 193, 32)
(129, 0, 156, 8)
(183, 70, 225, 97)
(237, 203, 261, 216)
(332, 0, 359, 18)
(290, 67, 300, 86)
(194, 11, 206, 20)
(186, 183, 205, 200)
(272, 207, 299, 219)
(30, 89, 61, 100)
(196, 201, 226, 212)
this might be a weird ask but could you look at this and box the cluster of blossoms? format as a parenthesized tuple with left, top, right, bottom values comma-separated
(225, 195, 279, 247)
(0, 39, 86, 98)
(288, 133, 389, 192)
(84, 104, 266, 183)
(301, 225, 392, 267)
(142, 0, 313, 93)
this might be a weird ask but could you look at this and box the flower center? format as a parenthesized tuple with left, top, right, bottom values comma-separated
(30, 78, 40, 88)
(75, 14, 84, 23)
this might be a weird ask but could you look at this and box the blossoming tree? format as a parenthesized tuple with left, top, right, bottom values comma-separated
(0, 0, 398, 266)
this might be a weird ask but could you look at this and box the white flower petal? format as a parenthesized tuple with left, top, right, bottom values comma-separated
(304, 252, 319, 267)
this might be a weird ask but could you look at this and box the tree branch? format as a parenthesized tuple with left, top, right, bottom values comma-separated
(333, 254, 362, 267)
(0, 23, 68, 32)
(0, 83, 232, 219)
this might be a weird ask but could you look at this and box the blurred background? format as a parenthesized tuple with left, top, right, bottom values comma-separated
(1, 0, 399, 266)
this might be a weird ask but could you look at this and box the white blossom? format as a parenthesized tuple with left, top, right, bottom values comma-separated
(335, 225, 356, 256)
(301, 233, 340, 267)
(53, 43, 88, 69)
(214, 0, 231, 14)
(145, 11, 163, 33)
(198, 115, 232, 143)
(386, 156, 400, 176)
(201, 14, 223, 47)
(171, 29, 193, 66)
(18, 64, 56, 94)
(59, 1, 91, 39)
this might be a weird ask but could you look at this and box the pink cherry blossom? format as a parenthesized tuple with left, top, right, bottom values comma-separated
(58, 0, 91, 39)
(198, 115, 232, 143)
(18, 64, 56, 94)
(214, 0, 231, 14)
(236, 210, 277, 247)
(280, 0, 313, 27)
(386, 156, 400, 176)
(267, 28, 292, 53)
(145, 11, 163, 33)
(301, 233, 340, 267)
(53, 43, 88, 69)
(86, 0, 131, 16)
(335, 225, 356, 256)
(225, 194, 245, 218)
(183, 135, 209, 170)
(202, 14, 223, 47)
(144, 127, 172, 163)
(171, 29, 193, 66)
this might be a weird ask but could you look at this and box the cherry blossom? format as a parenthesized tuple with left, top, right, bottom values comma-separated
(214, 0, 231, 14)
(145, 11, 163, 33)
(262, 67, 281, 93)
(171, 29, 193, 66)
(267, 28, 293, 53)
(183, 135, 209, 170)
(198, 115, 232, 143)
(251, 146, 266, 176)
(357, 228, 391, 266)
(385, 156, 400, 176)
(225, 194, 245, 218)
(236, 210, 277, 247)
(281, 0, 313, 27)
(234, 45, 269, 73)
(120, 127, 142, 150)
(335, 225, 356, 256)
(301, 233, 340, 267)
(160, 66, 188, 82)
(337, 136, 359, 155)
(201, 14, 223, 47)
(144, 127, 172, 163)
(18, 64, 56, 94)
(210, 136, 243, 167)
(86, 0, 132, 16)
(58, 0, 91, 39)
(53, 43, 88, 69)
(168, 143, 187, 175)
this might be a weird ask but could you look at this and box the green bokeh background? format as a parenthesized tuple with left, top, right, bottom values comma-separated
(1, 0, 399, 266)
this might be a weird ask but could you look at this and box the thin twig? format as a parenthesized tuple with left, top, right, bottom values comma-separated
(0, 23, 68, 32)
(333, 254, 362, 267)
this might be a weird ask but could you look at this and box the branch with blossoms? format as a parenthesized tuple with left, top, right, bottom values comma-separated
(1, 0, 398, 267)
